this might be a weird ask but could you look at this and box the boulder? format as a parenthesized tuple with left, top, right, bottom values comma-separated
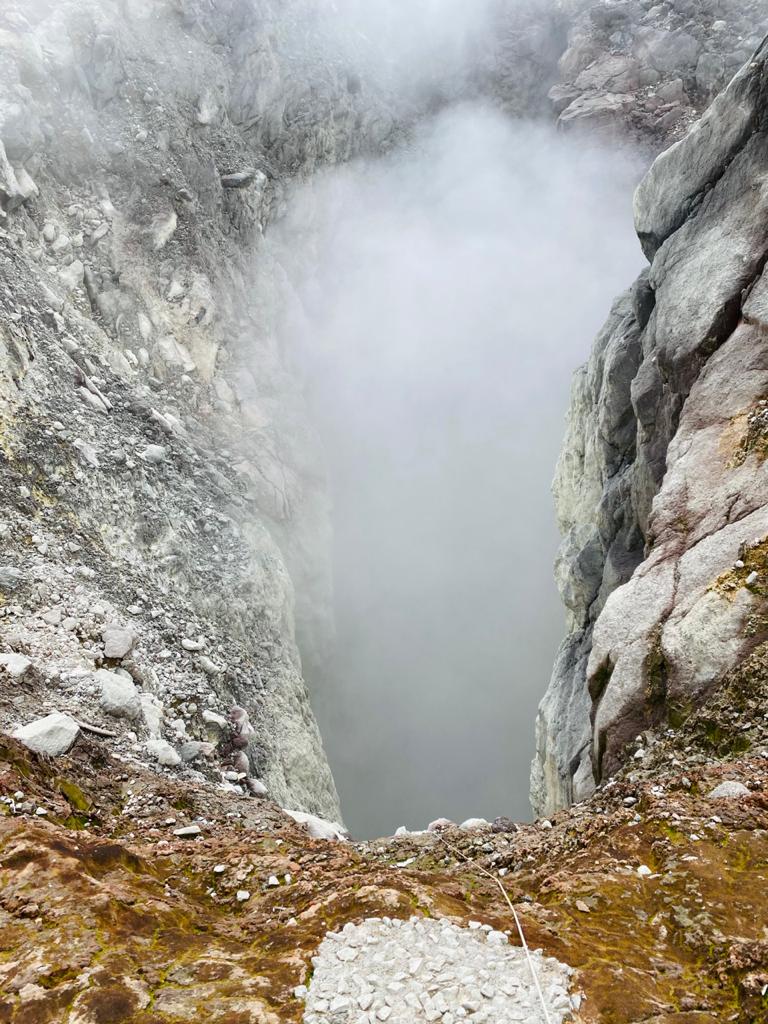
(13, 713, 80, 756)
(0, 566, 25, 591)
(0, 141, 36, 213)
(96, 668, 141, 720)
(558, 92, 634, 131)
(146, 738, 181, 766)
(707, 780, 751, 800)
(179, 741, 215, 763)
(0, 653, 33, 679)
(58, 260, 84, 291)
(150, 209, 177, 250)
(427, 818, 454, 832)
(283, 809, 347, 841)
(573, 54, 641, 94)
(695, 52, 726, 95)
(140, 694, 163, 737)
(635, 28, 700, 74)
(102, 625, 135, 659)
(221, 168, 264, 188)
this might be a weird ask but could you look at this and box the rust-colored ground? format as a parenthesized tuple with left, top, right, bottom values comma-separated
(1, 737, 767, 1023)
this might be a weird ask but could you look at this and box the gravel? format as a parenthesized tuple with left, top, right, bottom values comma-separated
(301, 916, 575, 1024)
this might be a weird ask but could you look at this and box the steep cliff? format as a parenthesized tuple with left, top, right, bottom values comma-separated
(4, 2, 768, 1023)
(2, 0, 749, 830)
(0, 0, 418, 820)
(533, 32, 768, 815)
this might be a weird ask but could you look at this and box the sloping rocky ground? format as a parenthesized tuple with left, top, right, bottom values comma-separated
(543, 0, 768, 142)
(486, 0, 768, 147)
(0, 0, 419, 822)
(1, 725, 767, 1023)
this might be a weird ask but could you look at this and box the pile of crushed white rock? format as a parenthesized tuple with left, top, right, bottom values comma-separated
(299, 916, 578, 1023)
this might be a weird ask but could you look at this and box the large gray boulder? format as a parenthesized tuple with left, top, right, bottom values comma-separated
(13, 713, 80, 756)
(96, 669, 141, 720)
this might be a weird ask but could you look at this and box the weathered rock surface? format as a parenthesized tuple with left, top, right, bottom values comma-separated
(542, 0, 768, 145)
(0, 0, 410, 820)
(96, 668, 142, 721)
(12, 712, 80, 756)
(284, 808, 348, 842)
(534, 33, 768, 814)
(708, 779, 751, 800)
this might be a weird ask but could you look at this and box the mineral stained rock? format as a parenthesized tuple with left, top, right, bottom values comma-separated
(533, 33, 768, 816)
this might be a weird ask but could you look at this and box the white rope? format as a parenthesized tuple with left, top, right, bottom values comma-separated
(490, 874, 554, 1024)
(437, 835, 553, 1024)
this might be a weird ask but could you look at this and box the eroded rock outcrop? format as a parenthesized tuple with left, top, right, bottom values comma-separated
(534, 33, 768, 815)
(0, 0, 418, 820)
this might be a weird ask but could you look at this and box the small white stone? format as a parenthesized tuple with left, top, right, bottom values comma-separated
(236, 890, 250, 902)
(172, 825, 201, 838)
(101, 625, 135, 659)
(140, 444, 167, 465)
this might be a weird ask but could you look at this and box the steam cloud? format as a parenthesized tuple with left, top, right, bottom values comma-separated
(271, 101, 646, 838)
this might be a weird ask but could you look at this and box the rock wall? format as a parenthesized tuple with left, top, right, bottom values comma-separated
(0, 0, 421, 819)
(546, 0, 768, 141)
(533, 32, 768, 814)
(2, 0, 766, 826)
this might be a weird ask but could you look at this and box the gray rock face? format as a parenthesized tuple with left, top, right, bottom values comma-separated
(544, 0, 768, 146)
(533, 35, 768, 815)
(12, 713, 80, 756)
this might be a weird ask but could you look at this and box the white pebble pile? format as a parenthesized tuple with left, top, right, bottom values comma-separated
(300, 915, 576, 1023)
